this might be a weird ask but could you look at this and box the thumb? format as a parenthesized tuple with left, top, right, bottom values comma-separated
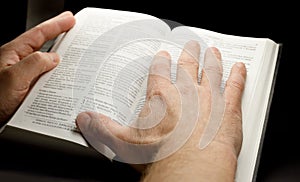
(76, 112, 124, 158)
(76, 112, 165, 164)
(76, 112, 124, 139)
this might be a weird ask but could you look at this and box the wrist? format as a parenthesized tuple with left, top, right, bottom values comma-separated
(142, 141, 238, 182)
(195, 142, 238, 181)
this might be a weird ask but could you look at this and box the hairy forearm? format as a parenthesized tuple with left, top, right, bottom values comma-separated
(141, 143, 238, 182)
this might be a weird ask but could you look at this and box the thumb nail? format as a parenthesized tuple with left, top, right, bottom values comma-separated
(48, 53, 59, 63)
(76, 112, 91, 131)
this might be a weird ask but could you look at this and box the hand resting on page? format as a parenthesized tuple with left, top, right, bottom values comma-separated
(76, 40, 247, 182)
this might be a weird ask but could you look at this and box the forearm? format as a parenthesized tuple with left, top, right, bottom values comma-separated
(141, 143, 238, 182)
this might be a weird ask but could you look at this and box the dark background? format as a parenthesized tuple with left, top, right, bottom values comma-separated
(0, 0, 298, 181)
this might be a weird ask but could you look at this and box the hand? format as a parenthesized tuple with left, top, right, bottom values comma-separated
(76, 40, 246, 181)
(0, 11, 75, 126)
(76, 49, 184, 163)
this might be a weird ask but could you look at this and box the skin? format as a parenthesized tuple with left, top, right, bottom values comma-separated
(0, 11, 76, 127)
(76, 41, 247, 181)
(142, 51, 246, 182)
(0, 10, 246, 182)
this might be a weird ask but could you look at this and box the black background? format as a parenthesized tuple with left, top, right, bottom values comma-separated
(0, 0, 299, 181)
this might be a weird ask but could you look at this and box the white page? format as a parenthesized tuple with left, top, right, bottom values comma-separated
(7, 7, 171, 146)
(6, 7, 279, 181)
(235, 40, 280, 182)
(160, 26, 279, 182)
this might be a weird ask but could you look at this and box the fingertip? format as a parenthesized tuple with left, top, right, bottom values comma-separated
(60, 11, 74, 17)
(156, 50, 171, 59)
(233, 62, 247, 77)
(149, 50, 172, 82)
(182, 40, 200, 60)
(76, 111, 114, 129)
(75, 112, 92, 132)
(230, 62, 247, 85)
(60, 11, 76, 24)
(35, 52, 59, 72)
(76, 112, 91, 124)
(200, 47, 223, 87)
(208, 47, 222, 61)
(224, 62, 247, 102)
(56, 11, 75, 21)
(76, 111, 123, 140)
(46, 52, 60, 64)
(185, 40, 200, 50)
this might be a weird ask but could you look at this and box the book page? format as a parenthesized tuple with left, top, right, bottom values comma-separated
(161, 26, 264, 87)
(7, 7, 171, 146)
(163, 26, 279, 182)
(6, 8, 279, 181)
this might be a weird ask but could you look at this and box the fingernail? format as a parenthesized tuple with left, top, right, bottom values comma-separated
(187, 40, 200, 48)
(50, 53, 59, 63)
(236, 62, 245, 68)
(209, 47, 221, 60)
(76, 112, 91, 130)
(58, 11, 72, 19)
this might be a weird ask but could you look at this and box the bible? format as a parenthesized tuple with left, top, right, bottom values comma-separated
(3, 7, 281, 182)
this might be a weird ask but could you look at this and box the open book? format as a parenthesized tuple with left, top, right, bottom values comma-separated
(4, 7, 281, 182)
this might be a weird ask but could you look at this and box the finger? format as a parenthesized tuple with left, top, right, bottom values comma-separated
(224, 62, 247, 109)
(200, 47, 223, 89)
(6, 51, 60, 91)
(76, 112, 162, 163)
(177, 40, 200, 83)
(149, 50, 171, 82)
(146, 50, 171, 97)
(221, 62, 246, 154)
(3, 11, 75, 60)
(76, 112, 126, 153)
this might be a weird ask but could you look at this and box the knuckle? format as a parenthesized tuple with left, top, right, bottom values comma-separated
(150, 63, 170, 74)
(0, 68, 30, 92)
(178, 84, 193, 95)
(227, 78, 244, 91)
(204, 64, 222, 74)
(1, 68, 16, 81)
(178, 58, 199, 68)
(30, 51, 44, 61)
(32, 25, 47, 40)
(148, 87, 165, 97)
(26, 26, 49, 47)
(225, 102, 242, 121)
